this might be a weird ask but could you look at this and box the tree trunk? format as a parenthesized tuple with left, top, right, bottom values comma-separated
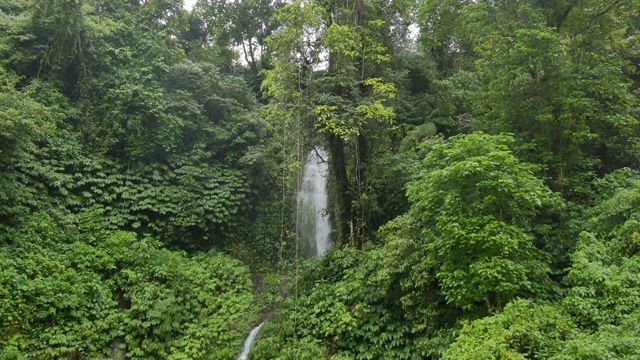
(353, 132, 368, 248)
(327, 133, 351, 246)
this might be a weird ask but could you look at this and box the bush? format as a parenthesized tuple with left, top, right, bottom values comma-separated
(0, 217, 256, 359)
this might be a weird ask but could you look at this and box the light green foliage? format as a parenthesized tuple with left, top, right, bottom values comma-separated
(562, 171, 640, 330)
(443, 300, 575, 360)
(407, 132, 561, 312)
(0, 0, 31, 63)
(444, 294, 640, 359)
(311, 39, 397, 142)
(553, 314, 640, 359)
(443, 235, 640, 359)
(583, 168, 640, 255)
(0, 219, 255, 359)
(563, 233, 640, 330)
(250, 320, 329, 360)
(262, 0, 403, 246)
(0, 69, 57, 157)
(443, 168, 640, 359)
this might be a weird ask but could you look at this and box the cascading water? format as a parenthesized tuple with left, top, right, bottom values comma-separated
(236, 322, 264, 360)
(297, 148, 331, 256)
(235, 149, 330, 360)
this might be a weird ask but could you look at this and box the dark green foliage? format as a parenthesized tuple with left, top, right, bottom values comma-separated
(367, 153, 416, 229)
(72, 159, 249, 249)
(0, 0, 278, 251)
(0, 69, 63, 229)
(0, 122, 251, 249)
(0, 1, 282, 357)
(2, 0, 640, 357)
(0, 218, 255, 359)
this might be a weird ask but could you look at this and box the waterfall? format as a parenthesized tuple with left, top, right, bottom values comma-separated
(235, 149, 330, 360)
(297, 148, 331, 256)
(236, 322, 264, 360)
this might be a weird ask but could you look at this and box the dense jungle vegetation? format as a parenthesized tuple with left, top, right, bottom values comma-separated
(1, 0, 640, 358)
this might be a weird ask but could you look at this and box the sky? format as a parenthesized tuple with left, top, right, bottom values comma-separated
(184, 0, 197, 10)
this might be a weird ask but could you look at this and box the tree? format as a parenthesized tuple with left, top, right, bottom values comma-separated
(262, 0, 404, 248)
(442, 169, 640, 360)
(0, 67, 61, 227)
(407, 132, 562, 312)
(453, 0, 638, 197)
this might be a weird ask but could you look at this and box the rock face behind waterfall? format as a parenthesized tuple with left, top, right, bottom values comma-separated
(298, 149, 331, 257)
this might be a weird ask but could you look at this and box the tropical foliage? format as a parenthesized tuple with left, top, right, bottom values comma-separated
(2, 0, 640, 358)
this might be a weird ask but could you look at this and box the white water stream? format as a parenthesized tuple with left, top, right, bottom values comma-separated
(297, 148, 331, 256)
(235, 149, 331, 360)
(236, 322, 264, 360)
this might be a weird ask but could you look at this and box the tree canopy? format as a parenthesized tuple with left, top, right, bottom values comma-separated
(2, 0, 640, 358)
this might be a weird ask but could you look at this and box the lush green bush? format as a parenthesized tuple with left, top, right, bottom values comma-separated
(0, 217, 256, 359)
(250, 243, 445, 359)
(442, 171, 640, 359)
(406, 132, 562, 313)
(442, 300, 576, 360)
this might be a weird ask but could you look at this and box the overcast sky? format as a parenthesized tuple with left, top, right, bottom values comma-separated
(184, 0, 196, 10)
